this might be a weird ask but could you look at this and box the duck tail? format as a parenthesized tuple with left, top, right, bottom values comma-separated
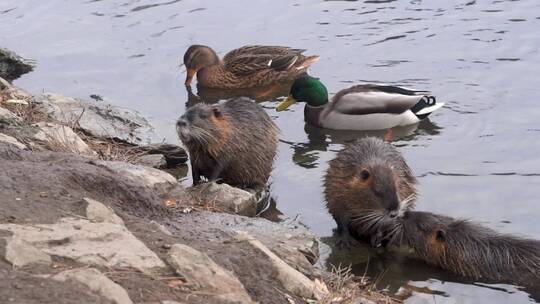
(295, 55, 320, 70)
(410, 96, 444, 119)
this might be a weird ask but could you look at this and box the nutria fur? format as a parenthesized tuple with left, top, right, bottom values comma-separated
(371, 211, 540, 286)
(176, 97, 278, 188)
(323, 137, 417, 247)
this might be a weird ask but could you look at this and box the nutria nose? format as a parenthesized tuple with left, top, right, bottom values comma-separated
(176, 119, 187, 128)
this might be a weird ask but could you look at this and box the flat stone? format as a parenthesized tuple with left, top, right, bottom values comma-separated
(97, 160, 176, 191)
(190, 182, 257, 216)
(135, 154, 167, 169)
(0, 107, 20, 121)
(0, 76, 32, 100)
(33, 122, 95, 156)
(0, 133, 26, 150)
(4, 237, 51, 267)
(149, 220, 173, 236)
(34, 93, 157, 145)
(84, 197, 124, 225)
(51, 268, 133, 304)
(167, 243, 255, 304)
(0, 48, 35, 81)
(142, 143, 188, 166)
(234, 231, 327, 300)
(0, 217, 167, 274)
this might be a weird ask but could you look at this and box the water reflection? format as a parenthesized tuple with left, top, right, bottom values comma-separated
(286, 120, 442, 169)
(185, 82, 291, 107)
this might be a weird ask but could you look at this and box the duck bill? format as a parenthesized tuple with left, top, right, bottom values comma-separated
(184, 68, 197, 86)
(276, 95, 297, 111)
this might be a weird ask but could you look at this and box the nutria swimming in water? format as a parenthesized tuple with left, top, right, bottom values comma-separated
(369, 210, 540, 287)
(176, 97, 278, 188)
(323, 137, 417, 247)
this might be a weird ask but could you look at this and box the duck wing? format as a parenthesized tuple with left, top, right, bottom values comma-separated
(223, 45, 306, 61)
(330, 85, 433, 115)
(224, 54, 300, 76)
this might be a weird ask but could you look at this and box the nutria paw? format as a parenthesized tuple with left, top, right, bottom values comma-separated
(335, 232, 359, 249)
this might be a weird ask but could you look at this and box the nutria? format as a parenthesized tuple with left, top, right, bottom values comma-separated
(323, 137, 417, 247)
(176, 97, 278, 188)
(370, 210, 540, 287)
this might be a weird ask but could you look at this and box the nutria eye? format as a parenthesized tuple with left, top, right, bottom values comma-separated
(360, 169, 370, 180)
(435, 230, 446, 242)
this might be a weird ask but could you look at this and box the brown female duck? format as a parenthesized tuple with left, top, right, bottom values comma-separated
(183, 45, 319, 89)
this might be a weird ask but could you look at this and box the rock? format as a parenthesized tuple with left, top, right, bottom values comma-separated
(84, 197, 124, 225)
(4, 237, 51, 267)
(167, 244, 255, 304)
(51, 268, 133, 304)
(142, 143, 188, 166)
(234, 231, 327, 300)
(34, 93, 157, 145)
(354, 298, 377, 304)
(0, 217, 167, 274)
(0, 107, 20, 121)
(0, 77, 32, 101)
(97, 160, 176, 191)
(179, 211, 320, 274)
(149, 220, 173, 236)
(190, 182, 257, 217)
(0, 48, 35, 81)
(0, 133, 26, 150)
(33, 122, 95, 156)
(135, 154, 167, 169)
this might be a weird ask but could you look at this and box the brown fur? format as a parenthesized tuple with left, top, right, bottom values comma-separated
(176, 98, 278, 188)
(323, 137, 417, 246)
(381, 211, 540, 287)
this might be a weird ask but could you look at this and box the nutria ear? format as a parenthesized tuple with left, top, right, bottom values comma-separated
(212, 107, 222, 118)
(435, 229, 446, 242)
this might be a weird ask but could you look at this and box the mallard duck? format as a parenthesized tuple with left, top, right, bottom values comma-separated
(183, 45, 319, 89)
(276, 75, 444, 130)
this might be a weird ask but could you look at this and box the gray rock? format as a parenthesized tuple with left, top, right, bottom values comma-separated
(0, 217, 167, 274)
(0, 48, 35, 81)
(96, 160, 177, 191)
(135, 154, 167, 169)
(149, 220, 173, 236)
(0, 133, 26, 150)
(34, 93, 157, 145)
(4, 237, 51, 267)
(0, 77, 32, 100)
(0, 107, 20, 121)
(167, 244, 255, 304)
(234, 231, 327, 300)
(190, 182, 257, 216)
(33, 122, 95, 156)
(168, 210, 320, 281)
(84, 197, 124, 225)
(51, 268, 133, 304)
(142, 143, 188, 166)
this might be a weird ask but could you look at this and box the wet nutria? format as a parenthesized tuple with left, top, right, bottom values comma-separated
(323, 137, 417, 247)
(176, 97, 278, 188)
(371, 210, 540, 287)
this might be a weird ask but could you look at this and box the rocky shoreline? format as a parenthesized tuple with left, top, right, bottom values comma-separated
(0, 48, 396, 304)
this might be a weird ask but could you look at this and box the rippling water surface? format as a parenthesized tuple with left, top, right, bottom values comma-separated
(2, 0, 539, 302)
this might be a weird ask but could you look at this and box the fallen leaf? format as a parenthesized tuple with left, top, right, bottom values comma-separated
(167, 279, 186, 288)
(163, 198, 177, 207)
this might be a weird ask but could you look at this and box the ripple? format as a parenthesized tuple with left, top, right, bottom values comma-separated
(131, 0, 182, 12)
(366, 34, 406, 45)
(496, 58, 520, 61)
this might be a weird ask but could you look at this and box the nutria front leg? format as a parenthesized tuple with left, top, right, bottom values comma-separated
(334, 214, 359, 249)
(209, 162, 225, 182)
(191, 160, 201, 186)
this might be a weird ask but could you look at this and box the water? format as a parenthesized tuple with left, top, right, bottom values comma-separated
(2, 0, 540, 302)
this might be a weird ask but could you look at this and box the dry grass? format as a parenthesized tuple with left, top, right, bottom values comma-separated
(80, 132, 148, 162)
(317, 264, 400, 304)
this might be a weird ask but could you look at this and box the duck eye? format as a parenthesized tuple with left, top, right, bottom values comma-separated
(360, 169, 370, 181)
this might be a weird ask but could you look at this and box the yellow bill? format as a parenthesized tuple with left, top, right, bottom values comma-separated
(276, 95, 297, 111)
